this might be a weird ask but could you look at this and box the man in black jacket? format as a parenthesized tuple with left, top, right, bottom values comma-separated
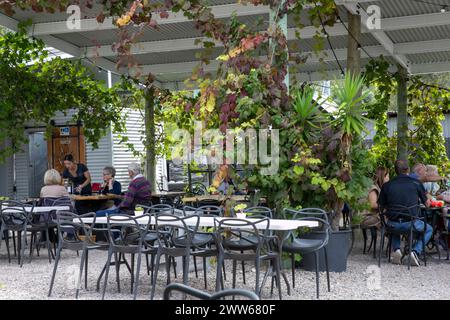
(378, 160, 433, 266)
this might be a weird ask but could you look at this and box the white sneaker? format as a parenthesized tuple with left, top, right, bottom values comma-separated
(408, 251, 420, 267)
(391, 249, 402, 265)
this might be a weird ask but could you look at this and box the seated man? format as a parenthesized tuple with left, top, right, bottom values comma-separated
(96, 162, 151, 216)
(378, 159, 433, 266)
(410, 163, 443, 184)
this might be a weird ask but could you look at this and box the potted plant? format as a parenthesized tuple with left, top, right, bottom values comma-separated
(297, 73, 373, 272)
(234, 203, 247, 219)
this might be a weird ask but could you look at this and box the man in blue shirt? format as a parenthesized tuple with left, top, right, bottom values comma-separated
(378, 160, 433, 266)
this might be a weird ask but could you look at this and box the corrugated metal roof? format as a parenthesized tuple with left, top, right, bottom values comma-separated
(387, 25, 450, 43)
(363, 0, 449, 18)
(407, 50, 450, 63)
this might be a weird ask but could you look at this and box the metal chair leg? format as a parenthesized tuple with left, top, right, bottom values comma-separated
(150, 250, 162, 300)
(165, 254, 171, 285)
(371, 227, 377, 259)
(193, 254, 198, 278)
(315, 251, 320, 299)
(76, 249, 87, 299)
(133, 253, 142, 300)
(232, 259, 237, 289)
(378, 231, 384, 267)
(114, 252, 121, 293)
(241, 250, 246, 285)
(274, 258, 282, 300)
(48, 246, 62, 297)
(102, 248, 114, 300)
(255, 258, 261, 297)
(362, 228, 367, 254)
(291, 253, 295, 288)
(324, 247, 330, 292)
(203, 257, 208, 289)
(130, 253, 135, 294)
(85, 250, 89, 289)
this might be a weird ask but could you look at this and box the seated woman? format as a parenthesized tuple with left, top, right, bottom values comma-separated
(423, 165, 441, 197)
(40, 169, 69, 199)
(100, 166, 122, 209)
(96, 162, 151, 217)
(362, 166, 390, 228)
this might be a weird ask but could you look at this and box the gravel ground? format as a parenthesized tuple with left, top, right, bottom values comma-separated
(1, 235, 450, 300)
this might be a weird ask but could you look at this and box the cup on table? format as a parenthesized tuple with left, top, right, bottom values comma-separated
(236, 212, 247, 219)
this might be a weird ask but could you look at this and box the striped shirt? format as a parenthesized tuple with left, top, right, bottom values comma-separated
(119, 175, 151, 213)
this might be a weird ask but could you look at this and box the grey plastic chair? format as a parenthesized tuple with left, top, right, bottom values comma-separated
(183, 205, 223, 288)
(378, 204, 428, 270)
(150, 214, 201, 300)
(0, 200, 32, 266)
(282, 208, 331, 299)
(163, 283, 259, 300)
(214, 217, 283, 299)
(48, 211, 106, 299)
(102, 214, 153, 300)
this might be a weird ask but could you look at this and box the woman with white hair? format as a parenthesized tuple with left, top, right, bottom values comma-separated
(40, 169, 69, 198)
(96, 162, 151, 216)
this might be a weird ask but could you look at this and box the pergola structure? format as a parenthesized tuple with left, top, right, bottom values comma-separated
(0, 0, 449, 89)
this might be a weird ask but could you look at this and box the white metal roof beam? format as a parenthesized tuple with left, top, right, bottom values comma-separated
(87, 36, 450, 64)
(0, 12, 18, 31)
(30, 3, 270, 36)
(411, 62, 450, 74)
(140, 45, 388, 75)
(343, 2, 410, 72)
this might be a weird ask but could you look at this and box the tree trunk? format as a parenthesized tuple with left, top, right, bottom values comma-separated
(396, 66, 409, 161)
(144, 87, 156, 193)
(347, 12, 361, 76)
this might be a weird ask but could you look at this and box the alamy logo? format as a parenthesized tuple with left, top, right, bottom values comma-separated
(366, 265, 381, 290)
(366, 5, 381, 30)
(171, 121, 279, 175)
(66, 5, 81, 30)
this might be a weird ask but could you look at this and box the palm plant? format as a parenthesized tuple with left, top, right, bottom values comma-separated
(291, 84, 327, 143)
(331, 72, 371, 175)
(328, 72, 371, 230)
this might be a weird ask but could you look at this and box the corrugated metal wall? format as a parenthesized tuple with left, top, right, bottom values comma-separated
(112, 108, 164, 190)
(14, 143, 30, 200)
(86, 131, 113, 184)
(113, 109, 145, 186)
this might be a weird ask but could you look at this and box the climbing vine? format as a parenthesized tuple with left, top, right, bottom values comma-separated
(363, 57, 450, 174)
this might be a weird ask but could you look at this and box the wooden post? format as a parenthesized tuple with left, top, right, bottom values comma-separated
(269, 0, 289, 92)
(396, 66, 409, 162)
(347, 12, 361, 76)
(144, 87, 156, 192)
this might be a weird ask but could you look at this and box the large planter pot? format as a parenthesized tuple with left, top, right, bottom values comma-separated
(298, 228, 352, 273)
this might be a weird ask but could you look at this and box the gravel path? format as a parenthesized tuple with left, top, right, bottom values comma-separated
(0, 238, 449, 300)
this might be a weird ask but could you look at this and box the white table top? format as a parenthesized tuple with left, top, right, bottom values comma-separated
(1, 206, 70, 213)
(81, 213, 318, 231)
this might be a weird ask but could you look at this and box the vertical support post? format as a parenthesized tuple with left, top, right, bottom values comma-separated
(144, 87, 156, 193)
(347, 11, 361, 76)
(269, 0, 289, 92)
(396, 66, 409, 162)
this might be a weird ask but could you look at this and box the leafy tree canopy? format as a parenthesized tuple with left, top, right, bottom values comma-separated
(0, 23, 127, 162)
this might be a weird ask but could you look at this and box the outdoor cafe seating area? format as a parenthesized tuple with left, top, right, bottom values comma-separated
(2, 0, 450, 302)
